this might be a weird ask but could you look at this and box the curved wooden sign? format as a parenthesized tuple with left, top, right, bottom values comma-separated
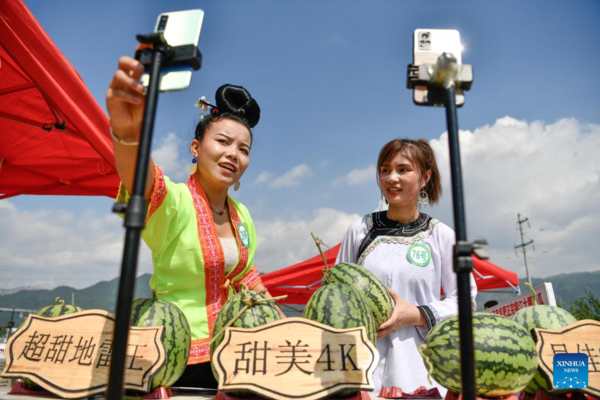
(1, 310, 165, 398)
(533, 319, 599, 398)
(213, 317, 379, 400)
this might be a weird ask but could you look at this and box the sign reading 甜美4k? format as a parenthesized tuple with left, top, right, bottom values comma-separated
(213, 317, 379, 400)
(1, 310, 166, 399)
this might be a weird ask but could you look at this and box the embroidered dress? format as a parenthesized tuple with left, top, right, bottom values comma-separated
(336, 211, 477, 395)
(117, 165, 262, 364)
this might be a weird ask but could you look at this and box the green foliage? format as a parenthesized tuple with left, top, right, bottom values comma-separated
(569, 289, 600, 321)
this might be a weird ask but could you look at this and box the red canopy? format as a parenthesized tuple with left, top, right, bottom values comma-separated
(0, 0, 119, 199)
(262, 243, 520, 305)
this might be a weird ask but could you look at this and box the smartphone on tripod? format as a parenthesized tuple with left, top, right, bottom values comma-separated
(412, 29, 464, 106)
(140, 9, 204, 92)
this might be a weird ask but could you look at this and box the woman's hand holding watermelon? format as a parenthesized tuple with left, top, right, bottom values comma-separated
(377, 287, 426, 338)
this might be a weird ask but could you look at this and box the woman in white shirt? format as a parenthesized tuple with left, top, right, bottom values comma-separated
(336, 138, 477, 396)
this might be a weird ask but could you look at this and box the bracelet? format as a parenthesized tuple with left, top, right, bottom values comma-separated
(110, 130, 140, 146)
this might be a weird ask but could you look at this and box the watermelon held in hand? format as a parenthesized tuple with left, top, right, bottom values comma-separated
(20, 297, 84, 390)
(303, 282, 378, 399)
(322, 262, 393, 327)
(418, 313, 538, 398)
(210, 286, 282, 397)
(510, 283, 578, 395)
(303, 282, 377, 346)
(130, 296, 191, 390)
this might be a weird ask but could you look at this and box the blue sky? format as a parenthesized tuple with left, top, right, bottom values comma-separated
(2, 0, 600, 289)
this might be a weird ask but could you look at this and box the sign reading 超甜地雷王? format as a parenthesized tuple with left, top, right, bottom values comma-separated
(0, 310, 166, 399)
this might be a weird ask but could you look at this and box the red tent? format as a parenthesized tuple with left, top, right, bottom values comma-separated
(262, 243, 520, 305)
(0, 0, 119, 199)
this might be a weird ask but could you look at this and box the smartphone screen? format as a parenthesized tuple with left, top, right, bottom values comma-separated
(412, 29, 464, 106)
(140, 9, 204, 93)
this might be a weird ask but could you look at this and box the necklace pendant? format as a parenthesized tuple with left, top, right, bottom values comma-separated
(210, 204, 227, 216)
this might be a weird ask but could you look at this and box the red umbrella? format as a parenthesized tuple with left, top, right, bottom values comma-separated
(0, 0, 119, 199)
(262, 243, 520, 305)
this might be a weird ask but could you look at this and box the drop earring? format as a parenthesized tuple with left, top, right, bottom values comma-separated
(234, 181, 241, 191)
(189, 156, 198, 174)
(418, 189, 429, 209)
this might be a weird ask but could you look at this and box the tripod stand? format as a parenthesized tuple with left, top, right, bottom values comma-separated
(407, 52, 484, 400)
(107, 32, 201, 399)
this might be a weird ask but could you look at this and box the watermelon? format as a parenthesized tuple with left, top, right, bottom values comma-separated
(131, 297, 191, 390)
(303, 282, 377, 346)
(35, 296, 84, 317)
(418, 313, 538, 397)
(210, 287, 282, 396)
(303, 282, 377, 398)
(510, 283, 578, 395)
(20, 297, 84, 389)
(322, 262, 393, 327)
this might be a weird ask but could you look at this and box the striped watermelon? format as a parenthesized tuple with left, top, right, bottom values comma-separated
(303, 282, 377, 346)
(210, 288, 282, 396)
(323, 262, 393, 327)
(418, 313, 538, 397)
(35, 297, 84, 317)
(510, 283, 578, 395)
(131, 297, 191, 390)
(20, 297, 84, 389)
(303, 283, 377, 398)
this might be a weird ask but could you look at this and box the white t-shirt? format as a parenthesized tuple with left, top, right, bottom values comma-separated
(336, 212, 477, 395)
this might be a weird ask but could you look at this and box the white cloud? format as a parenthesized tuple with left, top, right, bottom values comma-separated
(0, 201, 152, 289)
(152, 132, 189, 182)
(253, 171, 274, 186)
(332, 164, 376, 187)
(254, 208, 360, 274)
(429, 116, 600, 278)
(271, 164, 312, 188)
(2, 116, 599, 290)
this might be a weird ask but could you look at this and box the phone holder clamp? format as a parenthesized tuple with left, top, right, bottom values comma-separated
(134, 32, 202, 71)
(406, 52, 472, 91)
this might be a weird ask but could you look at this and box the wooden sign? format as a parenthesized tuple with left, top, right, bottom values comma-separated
(1, 310, 166, 399)
(533, 319, 600, 398)
(213, 317, 379, 400)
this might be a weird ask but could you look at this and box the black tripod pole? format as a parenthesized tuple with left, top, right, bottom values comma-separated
(444, 80, 476, 400)
(106, 46, 167, 399)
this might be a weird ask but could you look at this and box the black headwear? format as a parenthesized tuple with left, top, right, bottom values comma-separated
(214, 84, 260, 128)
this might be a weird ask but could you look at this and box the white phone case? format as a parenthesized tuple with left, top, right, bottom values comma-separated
(141, 9, 204, 93)
(412, 29, 464, 106)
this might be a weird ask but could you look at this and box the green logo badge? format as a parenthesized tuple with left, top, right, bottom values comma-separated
(238, 223, 250, 248)
(407, 243, 431, 267)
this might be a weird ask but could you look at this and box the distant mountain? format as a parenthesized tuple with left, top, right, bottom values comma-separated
(0, 274, 153, 329)
(0, 285, 42, 295)
(475, 271, 600, 311)
(1, 270, 598, 329)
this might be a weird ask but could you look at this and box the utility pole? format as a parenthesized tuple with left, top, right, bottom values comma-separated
(515, 213, 535, 287)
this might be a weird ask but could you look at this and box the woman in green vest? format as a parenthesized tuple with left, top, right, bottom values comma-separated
(107, 56, 279, 388)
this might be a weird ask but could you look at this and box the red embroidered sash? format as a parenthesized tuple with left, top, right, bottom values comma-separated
(186, 174, 249, 364)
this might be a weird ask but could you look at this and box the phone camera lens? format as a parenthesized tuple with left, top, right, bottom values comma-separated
(158, 15, 168, 31)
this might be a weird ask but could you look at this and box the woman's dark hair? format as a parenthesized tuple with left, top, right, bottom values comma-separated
(194, 84, 260, 144)
(376, 138, 442, 204)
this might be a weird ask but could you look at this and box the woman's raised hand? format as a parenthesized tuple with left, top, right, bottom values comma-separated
(376, 287, 426, 338)
(106, 56, 146, 142)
